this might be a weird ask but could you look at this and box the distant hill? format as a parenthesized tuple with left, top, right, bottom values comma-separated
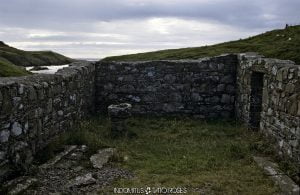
(0, 41, 74, 77)
(103, 25, 300, 64)
(0, 56, 29, 77)
(0, 41, 73, 67)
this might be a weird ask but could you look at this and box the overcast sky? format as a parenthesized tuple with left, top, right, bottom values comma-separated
(0, 0, 299, 59)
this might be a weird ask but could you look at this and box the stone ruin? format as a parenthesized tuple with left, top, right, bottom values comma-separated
(0, 53, 299, 182)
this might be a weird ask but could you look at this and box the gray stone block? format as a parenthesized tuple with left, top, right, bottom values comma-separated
(0, 130, 10, 143)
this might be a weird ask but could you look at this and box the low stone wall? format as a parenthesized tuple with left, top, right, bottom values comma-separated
(0, 61, 95, 179)
(236, 53, 300, 163)
(96, 54, 238, 118)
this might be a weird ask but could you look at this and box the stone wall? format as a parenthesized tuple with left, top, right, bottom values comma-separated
(236, 53, 300, 163)
(96, 54, 238, 118)
(97, 53, 299, 164)
(0, 52, 299, 181)
(0, 61, 95, 180)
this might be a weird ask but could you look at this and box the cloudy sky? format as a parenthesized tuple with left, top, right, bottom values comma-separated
(0, 0, 299, 59)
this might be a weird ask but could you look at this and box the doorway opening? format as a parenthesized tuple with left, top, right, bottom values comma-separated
(249, 72, 264, 130)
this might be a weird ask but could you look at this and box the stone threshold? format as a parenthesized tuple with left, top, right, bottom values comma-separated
(253, 156, 299, 195)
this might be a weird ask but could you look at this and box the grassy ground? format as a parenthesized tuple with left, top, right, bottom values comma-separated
(44, 116, 285, 194)
(0, 57, 31, 77)
(103, 25, 300, 64)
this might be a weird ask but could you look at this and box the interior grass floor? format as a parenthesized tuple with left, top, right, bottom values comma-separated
(49, 116, 280, 194)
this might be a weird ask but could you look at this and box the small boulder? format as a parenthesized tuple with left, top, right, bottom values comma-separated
(90, 148, 116, 169)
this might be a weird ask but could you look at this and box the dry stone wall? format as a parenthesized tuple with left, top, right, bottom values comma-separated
(236, 53, 300, 163)
(0, 61, 95, 180)
(0, 53, 299, 181)
(96, 54, 238, 118)
(97, 53, 299, 164)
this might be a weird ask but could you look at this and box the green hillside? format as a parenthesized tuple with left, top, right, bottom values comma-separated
(0, 57, 29, 77)
(104, 25, 300, 64)
(0, 41, 74, 77)
(0, 41, 73, 67)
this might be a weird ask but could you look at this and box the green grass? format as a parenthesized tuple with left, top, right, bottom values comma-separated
(103, 25, 300, 64)
(0, 41, 73, 77)
(45, 116, 283, 194)
(0, 57, 31, 77)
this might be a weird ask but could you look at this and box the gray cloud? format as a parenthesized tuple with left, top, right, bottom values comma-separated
(0, 0, 299, 58)
(1, 0, 299, 29)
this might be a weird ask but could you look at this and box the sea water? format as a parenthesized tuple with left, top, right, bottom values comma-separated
(26, 59, 100, 74)
(26, 64, 70, 74)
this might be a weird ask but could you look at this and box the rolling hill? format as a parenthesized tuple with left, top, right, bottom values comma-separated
(103, 25, 300, 64)
(0, 41, 74, 77)
(0, 56, 29, 77)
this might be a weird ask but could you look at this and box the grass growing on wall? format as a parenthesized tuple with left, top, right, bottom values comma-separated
(103, 25, 300, 64)
(42, 116, 282, 194)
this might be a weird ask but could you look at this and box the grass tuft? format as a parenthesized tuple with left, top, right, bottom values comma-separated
(228, 143, 248, 160)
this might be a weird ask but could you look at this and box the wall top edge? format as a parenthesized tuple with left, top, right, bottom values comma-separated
(0, 61, 95, 86)
(101, 53, 299, 68)
(99, 54, 238, 64)
(238, 53, 298, 67)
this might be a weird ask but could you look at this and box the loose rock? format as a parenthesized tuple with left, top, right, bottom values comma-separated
(90, 148, 116, 169)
